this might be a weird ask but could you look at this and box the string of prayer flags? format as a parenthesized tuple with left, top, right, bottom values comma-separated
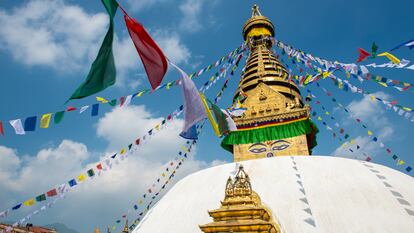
(68, 0, 118, 101)
(0, 45, 244, 137)
(308, 86, 412, 174)
(390, 39, 414, 51)
(0, 50, 236, 218)
(121, 5, 168, 90)
(0, 107, 184, 219)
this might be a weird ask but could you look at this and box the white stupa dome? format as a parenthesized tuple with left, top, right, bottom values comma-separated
(133, 156, 414, 233)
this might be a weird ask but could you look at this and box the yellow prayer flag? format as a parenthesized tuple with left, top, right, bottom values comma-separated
(325, 111, 330, 115)
(181, 146, 190, 152)
(23, 198, 35, 206)
(397, 159, 405, 166)
(96, 96, 108, 103)
(322, 71, 332, 79)
(77, 173, 86, 182)
(210, 76, 215, 81)
(370, 95, 376, 101)
(120, 148, 126, 154)
(350, 139, 355, 145)
(139, 200, 143, 204)
(112, 226, 116, 230)
(341, 142, 348, 148)
(161, 173, 166, 177)
(378, 82, 388, 87)
(200, 93, 221, 137)
(137, 91, 144, 97)
(378, 52, 401, 64)
(403, 107, 412, 111)
(40, 113, 52, 129)
(155, 124, 160, 130)
(367, 130, 373, 136)
(346, 71, 350, 79)
(317, 116, 322, 121)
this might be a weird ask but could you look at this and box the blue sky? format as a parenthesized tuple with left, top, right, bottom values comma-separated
(0, 0, 413, 232)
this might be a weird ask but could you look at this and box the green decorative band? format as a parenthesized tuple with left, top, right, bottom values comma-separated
(221, 118, 318, 152)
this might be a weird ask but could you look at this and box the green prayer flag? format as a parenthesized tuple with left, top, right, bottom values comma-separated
(87, 169, 95, 177)
(108, 99, 117, 106)
(68, 0, 118, 100)
(36, 194, 46, 202)
(209, 100, 229, 136)
(54, 111, 65, 124)
(371, 42, 378, 58)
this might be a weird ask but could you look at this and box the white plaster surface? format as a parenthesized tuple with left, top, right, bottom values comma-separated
(133, 156, 414, 233)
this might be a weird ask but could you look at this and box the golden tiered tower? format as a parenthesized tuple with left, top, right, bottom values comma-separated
(221, 4, 318, 162)
(199, 165, 280, 232)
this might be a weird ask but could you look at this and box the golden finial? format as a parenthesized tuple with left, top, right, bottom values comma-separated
(252, 4, 262, 17)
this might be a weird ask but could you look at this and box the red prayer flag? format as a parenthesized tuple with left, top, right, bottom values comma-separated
(46, 189, 57, 197)
(135, 138, 141, 145)
(66, 106, 77, 112)
(120, 96, 125, 106)
(365, 156, 372, 162)
(123, 13, 168, 90)
(96, 163, 103, 170)
(357, 48, 371, 62)
(0, 121, 4, 135)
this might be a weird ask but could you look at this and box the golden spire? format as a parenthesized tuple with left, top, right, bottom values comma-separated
(122, 219, 129, 233)
(199, 165, 281, 232)
(221, 4, 316, 162)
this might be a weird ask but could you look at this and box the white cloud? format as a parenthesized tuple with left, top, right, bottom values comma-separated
(0, 0, 107, 71)
(179, 0, 204, 33)
(154, 30, 191, 64)
(332, 91, 394, 158)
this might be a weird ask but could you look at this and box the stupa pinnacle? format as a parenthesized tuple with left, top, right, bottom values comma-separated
(221, 4, 318, 162)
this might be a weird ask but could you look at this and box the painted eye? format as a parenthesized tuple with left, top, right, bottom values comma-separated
(249, 148, 267, 154)
(272, 144, 289, 151)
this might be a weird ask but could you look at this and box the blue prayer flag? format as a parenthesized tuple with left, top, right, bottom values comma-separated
(24, 116, 37, 131)
(91, 104, 99, 116)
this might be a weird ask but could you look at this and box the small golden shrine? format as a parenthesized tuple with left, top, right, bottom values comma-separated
(221, 4, 318, 162)
(199, 165, 280, 233)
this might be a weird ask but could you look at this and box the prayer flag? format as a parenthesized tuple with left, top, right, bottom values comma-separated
(23, 199, 35, 206)
(200, 94, 220, 136)
(96, 163, 103, 170)
(54, 111, 65, 124)
(9, 119, 25, 135)
(66, 106, 77, 112)
(406, 166, 412, 172)
(24, 116, 37, 131)
(77, 174, 86, 182)
(357, 48, 370, 62)
(120, 148, 126, 154)
(123, 10, 168, 90)
(397, 159, 405, 166)
(96, 96, 109, 103)
(40, 113, 52, 128)
(79, 105, 89, 113)
(367, 130, 373, 136)
(170, 62, 206, 139)
(371, 42, 378, 58)
(91, 104, 99, 116)
(108, 99, 117, 106)
(12, 204, 22, 210)
(87, 169, 95, 177)
(35, 194, 46, 202)
(68, 179, 77, 187)
(377, 52, 400, 64)
(390, 39, 414, 51)
(0, 121, 4, 135)
(209, 100, 236, 136)
(46, 189, 57, 197)
(68, 0, 118, 100)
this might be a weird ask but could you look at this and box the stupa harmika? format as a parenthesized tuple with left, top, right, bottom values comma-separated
(132, 5, 414, 233)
